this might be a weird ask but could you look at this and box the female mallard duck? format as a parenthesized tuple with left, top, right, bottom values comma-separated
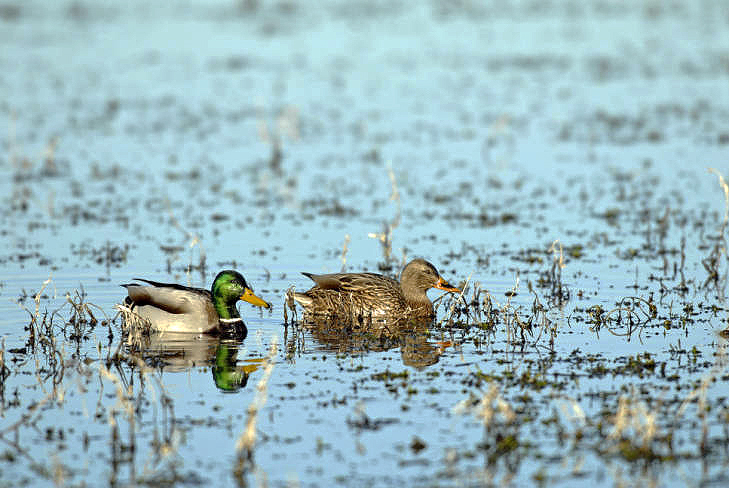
(292, 258, 460, 321)
(122, 270, 271, 334)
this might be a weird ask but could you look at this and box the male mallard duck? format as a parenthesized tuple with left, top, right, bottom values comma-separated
(292, 258, 460, 321)
(122, 270, 270, 334)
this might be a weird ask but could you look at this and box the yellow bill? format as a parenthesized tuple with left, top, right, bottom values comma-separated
(240, 287, 271, 308)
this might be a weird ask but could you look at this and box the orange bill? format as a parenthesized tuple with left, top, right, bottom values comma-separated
(434, 277, 461, 293)
(240, 287, 272, 309)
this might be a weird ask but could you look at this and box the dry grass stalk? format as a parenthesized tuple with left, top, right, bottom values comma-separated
(0, 389, 54, 437)
(558, 398, 587, 431)
(546, 239, 570, 305)
(607, 393, 658, 449)
(9, 114, 60, 178)
(453, 384, 516, 429)
(257, 104, 300, 145)
(674, 334, 728, 456)
(114, 303, 152, 344)
(234, 335, 279, 480)
(708, 168, 729, 226)
(9, 109, 18, 168)
(368, 162, 401, 266)
(340, 234, 351, 272)
(703, 168, 729, 289)
(549, 239, 565, 271)
(24, 275, 53, 349)
(284, 286, 298, 325)
(437, 272, 471, 327)
(164, 200, 206, 284)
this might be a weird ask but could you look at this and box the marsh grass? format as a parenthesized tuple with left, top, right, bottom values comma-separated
(283, 285, 298, 325)
(453, 384, 521, 482)
(1, 277, 184, 485)
(585, 296, 658, 340)
(538, 239, 570, 306)
(602, 391, 671, 462)
(434, 275, 553, 351)
(340, 234, 350, 272)
(164, 199, 207, 284)
(65, 286, 108, 341)
(14, 277, 68, 394)
(703, 168, 729, 291)
(114, 302, 153, 351)
(368, 162, 402, 270)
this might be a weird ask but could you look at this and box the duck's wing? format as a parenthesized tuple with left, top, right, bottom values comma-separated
(131, 278, 198, 292)
(302, 272, 396, 293)
(123, 281, 212, 315)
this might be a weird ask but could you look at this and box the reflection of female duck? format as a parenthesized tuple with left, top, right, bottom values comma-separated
(122, 270, 270, 334)
(293, 259, 460, 321)
(300, 324, 442, 369)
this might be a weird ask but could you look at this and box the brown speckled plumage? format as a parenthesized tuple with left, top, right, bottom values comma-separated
(293, 259, 460, 322)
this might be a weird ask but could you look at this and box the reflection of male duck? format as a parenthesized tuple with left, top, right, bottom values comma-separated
(213, 343, 265, 392)
(124, 332, 264, 392)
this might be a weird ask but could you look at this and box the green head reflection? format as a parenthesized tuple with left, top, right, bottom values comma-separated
(212, 343, 265, 392)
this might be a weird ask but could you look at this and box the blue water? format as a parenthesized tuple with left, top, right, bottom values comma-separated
(2, 1, 729, 486)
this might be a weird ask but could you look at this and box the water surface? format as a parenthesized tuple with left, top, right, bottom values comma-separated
(2, 1, 729, 486)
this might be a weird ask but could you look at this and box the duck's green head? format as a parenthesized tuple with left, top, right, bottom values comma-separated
(211, 270, 271, 319)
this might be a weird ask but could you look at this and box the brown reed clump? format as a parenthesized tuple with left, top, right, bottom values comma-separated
(114, 303, 153, 341)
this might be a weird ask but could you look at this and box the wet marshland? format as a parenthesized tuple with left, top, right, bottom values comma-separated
(2, 1, 729, 486)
